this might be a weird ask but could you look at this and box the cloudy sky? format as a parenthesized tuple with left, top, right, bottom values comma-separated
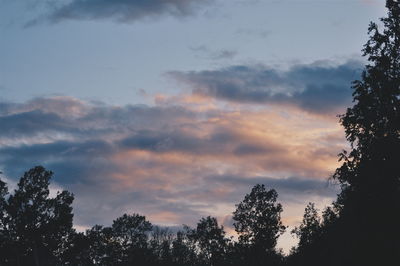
(0, 0, 387, 251)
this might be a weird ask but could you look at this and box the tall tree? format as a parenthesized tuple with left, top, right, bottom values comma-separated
(232, 184, 285, 266)
(5, 166, 74, 266)
(171, 227, 198, 266)
(291, 203, 321, 250)
(287, 203, 323, 266)
(85, 225, 120, 265)
(335, 0, 400, 194)
(331, 0, 400, 264)
(149, 226, 174, 266)
(189, 216, 230, 266)
(61, 231, 92, 266)
(111, 213, 153, 265)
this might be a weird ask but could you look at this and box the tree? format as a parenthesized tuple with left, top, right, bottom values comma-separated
(291, 203, 321, 250)
(287, 203, 323, 266)
(61, 231, 92, 266)
(189, 216, 230, 266)
(334, 0, 400, 194)
(85, 225, 120, 265)
(232, 184, 285, 265)
(171, 227, 198, 266)
(4, 166, 74, 266)
(330, 0, 400, 264)
(149, 226, 174, 266)
(0, 178, 10, 264)
(111, 213, 153, 265)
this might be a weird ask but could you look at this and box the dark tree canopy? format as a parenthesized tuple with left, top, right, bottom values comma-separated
(232, 184, 285, 266)
(0, 179, 9, 263)
(233, 184, 285, 251)
(291, 202, 321, 250)
(170, 227, 198, 266)
(0, 166, 74, 266)
(332, 1, 400, 264)
(335, 0, 400, 190)
(188, 216, 230, 266)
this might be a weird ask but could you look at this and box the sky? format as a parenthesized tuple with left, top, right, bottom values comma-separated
(0, 0, 387, 252)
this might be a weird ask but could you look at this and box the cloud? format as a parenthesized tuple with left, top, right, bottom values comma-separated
(0, 96, 196, 139)
(235, 28, 270, 38)
(0, 96, 345, 231)
(212, 175, 338, 199)
(39, 0, 214, 24)
(190, 45, 237, 60)
(169, 59, 363, 114)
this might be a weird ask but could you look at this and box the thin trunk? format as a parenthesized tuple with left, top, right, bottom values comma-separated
(13, 243, 21, 266)
(33, 241, 40, 266)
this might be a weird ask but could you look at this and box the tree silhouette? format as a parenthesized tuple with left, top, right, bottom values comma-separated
(84, 225, 119, 265)
(111, 213, 153, 265)
(188, 216, 230, 266)
(287, 203, 324, 266)
(287, 2, 400, 265)
(334, 0, 400, 196)
(0, 178, 10, 264)
(291, 202, 321, 250)
(282, 1, 400, 265)
(1, 166, 74, 266)
(149, 226, 174, 266)
(60, 231, 92, 265)
(171, 227, 198, 266)
(232, 184, 285, 266)
(329, 1, 400, 265)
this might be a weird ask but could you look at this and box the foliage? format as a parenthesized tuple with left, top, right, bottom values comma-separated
(330, 1, 400, 264)
(291, 202, 321, 250)
(0, 170, 287, 266)
(232, 184, 285, 266)
(287, 1, 400, 265)
(188, 216, 230, 266)
(233, 184, 285, 251)
(0, 166, 74, 266)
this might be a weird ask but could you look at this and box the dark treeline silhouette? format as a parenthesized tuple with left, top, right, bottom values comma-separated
(0, 171, 285, 266)
(1, 1, 399, 265)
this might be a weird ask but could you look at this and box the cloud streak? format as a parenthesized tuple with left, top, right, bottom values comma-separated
(41, 0, 214, 24)
(169, 60, 363, 114)
(190, 45, 237, 61)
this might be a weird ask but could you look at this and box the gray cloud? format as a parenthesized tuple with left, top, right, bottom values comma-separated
(213, 50, 237, 60)
(0, 139, 115, 184)
(172, 175, 338, 207)
(233, 144, 276, 156)
(0, 97, 196, 139)
(118, 129, 282, 155)
(213, 175, 338, 199)
(190, 45, 237, 60)
(169, 59, 363, 114)
(235, 28, 270, 38)
(42, 0, 214, 24)
(0, 110, 66, 137)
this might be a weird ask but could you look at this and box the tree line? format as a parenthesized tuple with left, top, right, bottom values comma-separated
(0, 168, 288, 266)
(1, 0, 399, 265)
